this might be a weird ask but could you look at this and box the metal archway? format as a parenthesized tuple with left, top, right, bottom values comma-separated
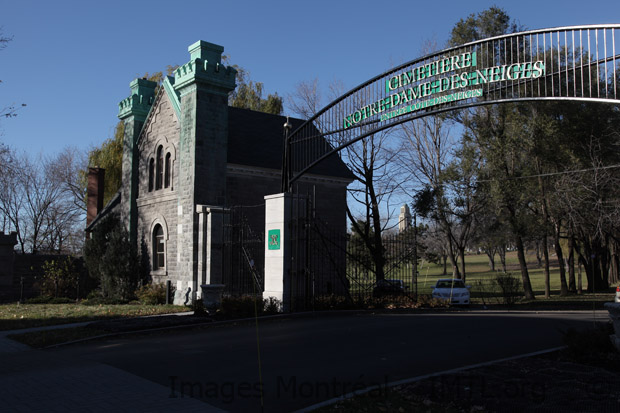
(282, 24, 620, 191)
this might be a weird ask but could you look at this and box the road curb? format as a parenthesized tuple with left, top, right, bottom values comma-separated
(10, 308, 609, 350)
(40, 309, 366, 349)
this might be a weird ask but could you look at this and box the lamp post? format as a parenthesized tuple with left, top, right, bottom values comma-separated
(281, 117, 292, 193)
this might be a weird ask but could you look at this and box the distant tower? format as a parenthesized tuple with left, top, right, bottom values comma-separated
(399, 204, 412, 233)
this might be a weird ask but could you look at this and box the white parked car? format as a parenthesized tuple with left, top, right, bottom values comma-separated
(615, 285, 620, 303)
(431, 279, 471, 306)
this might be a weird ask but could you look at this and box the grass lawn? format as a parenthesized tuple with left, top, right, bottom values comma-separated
(390, 250, 614, 308)
(0, 303, 188, 331)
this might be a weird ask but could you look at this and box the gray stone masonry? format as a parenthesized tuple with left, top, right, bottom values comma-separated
(172, 41, 236, 304)
(119, 78, 157, 245)
(135, 91, 180, 293)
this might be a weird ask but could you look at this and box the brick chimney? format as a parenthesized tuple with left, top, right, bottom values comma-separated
(87, 167, 105, 227)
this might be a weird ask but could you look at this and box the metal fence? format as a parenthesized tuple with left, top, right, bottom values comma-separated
(221, 204, 265, 296)
(289, 197, 419, 311)
(220, 199, 420, 311)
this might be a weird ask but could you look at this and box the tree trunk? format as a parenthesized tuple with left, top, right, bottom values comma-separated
(610, 242, 619, 286)
(447, 238, 461, 279)
(542, 236, 551, 299)
(442, 254, 447, 276)
(577, 260, 583, 294)
(498, 246, 507, 273)
(567, 235, 576, 293)
(515, 235, 535, 300)
(535, 240, 542, 268)
(554, 223, 568, 296)
(599, 242, 609, 290)
(486, 249, 496, 271)
(459, 247, 466, 283)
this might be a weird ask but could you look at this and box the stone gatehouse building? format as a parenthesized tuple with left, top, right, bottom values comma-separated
(87, 40, 352, 305)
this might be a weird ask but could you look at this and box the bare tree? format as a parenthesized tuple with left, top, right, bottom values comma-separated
(0, 28, 25, 123)
(0, 149, 86, 254)
(396, 115, 466, 277)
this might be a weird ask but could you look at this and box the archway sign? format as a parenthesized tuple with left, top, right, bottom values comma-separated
(282, 25, 620, 191)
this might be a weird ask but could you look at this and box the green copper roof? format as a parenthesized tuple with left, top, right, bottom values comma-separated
(163, 76, 181, 119)
(118, 78, 157, 121)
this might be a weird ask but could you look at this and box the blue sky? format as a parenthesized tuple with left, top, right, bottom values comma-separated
(1, 0, 619, 156)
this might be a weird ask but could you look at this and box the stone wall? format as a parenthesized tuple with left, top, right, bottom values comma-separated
(135, 91, 181, 293)
(0, 232, 17, 292)
(0, 253, 90, 302)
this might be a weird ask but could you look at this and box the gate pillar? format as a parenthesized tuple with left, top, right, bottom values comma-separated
(264, 193, 292, 311)
(196, 205, 227, 300)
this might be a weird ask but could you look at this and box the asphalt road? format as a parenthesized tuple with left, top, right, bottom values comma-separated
(49, 311, 606, 412)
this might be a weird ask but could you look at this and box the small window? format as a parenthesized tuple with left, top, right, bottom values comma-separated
(148, 158, 154, 192)
(153, 224, 165, 270)
(156, 146, 163, 190)
(164, 152, 171, 188)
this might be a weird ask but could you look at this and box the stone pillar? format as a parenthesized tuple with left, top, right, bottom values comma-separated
(173, 40, 236, 305)
(264, 193, 292, 312)
(196, 205, 227, 300)
(118, 78, 157, 244)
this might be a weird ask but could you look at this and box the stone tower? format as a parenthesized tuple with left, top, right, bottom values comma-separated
(399, 204, 412, 233)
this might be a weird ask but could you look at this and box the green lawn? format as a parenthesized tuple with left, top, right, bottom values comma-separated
(0, 303, 188, 331)
(373, 250, 614, 308)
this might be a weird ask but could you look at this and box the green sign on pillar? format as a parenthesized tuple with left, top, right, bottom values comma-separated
(268, 229, 281, 250)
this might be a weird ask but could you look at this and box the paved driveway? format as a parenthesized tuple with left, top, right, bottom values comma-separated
(36, 311, 607, 412)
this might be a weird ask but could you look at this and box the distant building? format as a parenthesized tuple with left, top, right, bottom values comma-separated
(398, 204, 412, 233)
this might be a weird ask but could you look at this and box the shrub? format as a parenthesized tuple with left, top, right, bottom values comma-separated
(312, 293, 448, 311)
(220, 295, 264, 318)
(39, 257, 79, 299)
(135, 283, 174, 305)
(495, 272, 521, 305)
(84, 214, 145, 301)
(190, 299, 208, 316)
(263, 296, 281, 314)
(81, 297, 129, 306)
(313, 294, 355, 310)
(25, 296, 74, 304)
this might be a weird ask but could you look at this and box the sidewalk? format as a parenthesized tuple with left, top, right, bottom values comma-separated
(0, 311, 195, 353)
(0, 314, 224, 412)
(0, 350, 223, 412)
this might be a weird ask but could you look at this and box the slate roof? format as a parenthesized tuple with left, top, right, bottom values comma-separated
(227, 107, 354, 181)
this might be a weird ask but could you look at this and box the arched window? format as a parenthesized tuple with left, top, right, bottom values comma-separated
(156, 145, 163, 190)
(153, 224, 165, 270)
(164, 152, 171, 188)
(148, 158, 154, 192)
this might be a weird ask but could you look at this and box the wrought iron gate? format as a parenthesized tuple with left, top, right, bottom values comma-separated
(288, 194, 419, 311)
(222, 204, 264, 296)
